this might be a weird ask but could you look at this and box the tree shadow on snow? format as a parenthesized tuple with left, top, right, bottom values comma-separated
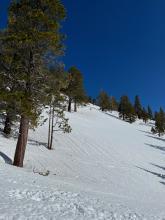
(160, 181, 165, 186)
(137, 166, 165, 180)
(28, 139, 48, 149)
(146, 135, 165, 142)
(150, 163, 165, 172)
(137, 164, 165, 186)
(145, 143, 165, 153)
(140, 143, 165, 186)
(0, 151, 12, 164)
(104, 112, 125, 122)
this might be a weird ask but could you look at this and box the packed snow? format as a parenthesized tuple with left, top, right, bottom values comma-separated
(0, 104, 165, 219)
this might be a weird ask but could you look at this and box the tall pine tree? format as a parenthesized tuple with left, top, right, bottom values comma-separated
(153, 108, 165, 137)
(65, 66, 86, 112)
(134, 95, 142, 119)
(97, 91, 110, 112)
(147, 105, 153, 120)
(141, 107, 149, 124)
(109, 96, 118, 111)
(1, 0, 66, 167)
(118, 95, 136, 123)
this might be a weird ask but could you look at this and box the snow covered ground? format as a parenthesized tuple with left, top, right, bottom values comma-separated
(0, 104, 165, 219)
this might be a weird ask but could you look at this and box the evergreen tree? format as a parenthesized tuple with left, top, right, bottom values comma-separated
(126, 103, 136, 123)
(118, 96, 129, 120)
(1, 0, 66, 167)
(97, 91, 110, 111)
(118, 95, 136, 123)
(65, 66, 86, 112)
(134, 95, 142, 119)
(152, 108, 165, 137)
(0, 30, 17, 135)
(147, 105, 153, 120)
(141, 107, 149, 124)
(109, 96, 118, 111)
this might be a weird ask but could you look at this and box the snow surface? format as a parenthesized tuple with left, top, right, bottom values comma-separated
(0, 104, 165, 219)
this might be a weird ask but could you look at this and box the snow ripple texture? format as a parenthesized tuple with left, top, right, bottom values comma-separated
(1, 188, 147, 220)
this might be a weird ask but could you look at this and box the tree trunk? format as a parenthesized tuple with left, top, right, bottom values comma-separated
(3, 113, 12, 135)
(49, 106, 54, 150)
(68, 98, 72, 112)
(74, 100, 77, 112)
(48, 105, 52, 149)
(13, 115, 29, 167)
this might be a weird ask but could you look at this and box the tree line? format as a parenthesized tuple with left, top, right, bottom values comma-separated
(90, 91, 165, 136)
(0, 0, 86, 167)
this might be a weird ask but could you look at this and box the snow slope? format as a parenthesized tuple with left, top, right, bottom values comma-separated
(0, 104, 165, 219)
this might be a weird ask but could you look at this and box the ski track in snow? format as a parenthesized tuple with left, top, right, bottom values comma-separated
(0, 104, 165, 219)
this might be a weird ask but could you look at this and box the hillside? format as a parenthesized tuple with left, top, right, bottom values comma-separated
(0, 104, 165, 219)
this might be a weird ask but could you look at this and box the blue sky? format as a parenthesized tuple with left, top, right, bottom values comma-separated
(1, 0, 165, 110)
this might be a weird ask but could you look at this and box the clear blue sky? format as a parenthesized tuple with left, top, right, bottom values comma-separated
(1, 0, 165, 111)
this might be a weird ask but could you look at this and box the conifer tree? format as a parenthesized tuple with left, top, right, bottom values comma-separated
(0, 30, 18, 136)
(152, 108, 165, 137)
(141, 107, 149, 124)
(97, 91, 110, 111)
(1, 0, 66, 167)
(134, 95, 142, 119)
(109, 96, 118, 111)
(65, 66, 86, 112)
(118, 95, 136, 123)
(118, 96, 129, 120)
(147, 105, 153, 120)
(126, 103, 136, 123)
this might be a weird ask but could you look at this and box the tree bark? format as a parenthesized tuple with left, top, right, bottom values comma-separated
(74, 100, 77, 112)
(13, 115, 29, 167)
(68, 98, 72, 112)
(3, 113, 12, 135)
(48, 105, 52, 149)
(49, 106, 55, 150)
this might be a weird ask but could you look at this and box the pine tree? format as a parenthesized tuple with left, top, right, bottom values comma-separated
(141, 107, 149, 124)
(1, 0, 66, 167)
(97, 91, 110, 111)
(153, 108, 165, 137)
(0, 30, 18, 135)
(147, 105, 153, 120)
(126, 103, 136, 123)
(109, 96, 118, 111)
(134, 95, 142, 119)
(65, 66, 86, 112)
(118, 95, 136, 123)
(118, 96, 130, 120)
